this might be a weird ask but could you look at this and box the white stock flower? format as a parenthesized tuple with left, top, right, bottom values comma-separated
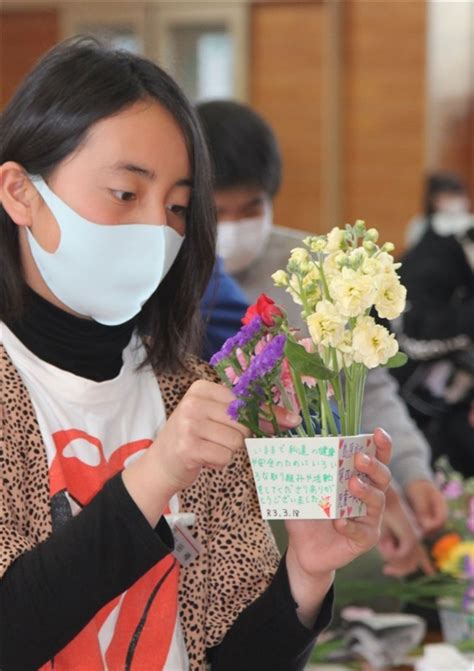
(361, 256, 383, 277)
(307, 300, 346, 348)
(377, 251, 400, 273)
(286, 273, 303, 305)
(289, 247, 311, 271)
(352, 316, 399, 369)
(323, 252, 342, 279)
(337, 331, 355, 368)
(325, 227, 345, 253)
(272, 269, 289, 287)
(348, 247, 368, 270)
(301, 268, 322, 309)
(375, 273, 407, 319)
(309, 237, 327, 253)
(330, 267, 377, 317)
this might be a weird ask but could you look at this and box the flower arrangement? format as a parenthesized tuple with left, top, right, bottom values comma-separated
(211, 220, 407, 438)
(432, 459, 474, 617)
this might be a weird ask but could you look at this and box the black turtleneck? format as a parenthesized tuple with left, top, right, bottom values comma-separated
(5, 287, 137, 381)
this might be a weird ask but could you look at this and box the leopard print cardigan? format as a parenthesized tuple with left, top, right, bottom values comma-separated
(0, 345, 280, 670)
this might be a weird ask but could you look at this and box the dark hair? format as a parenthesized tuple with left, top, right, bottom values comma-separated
(195, 100, 282, 197)
(424, 171, 467, 217)
(0, 37, 216, 373)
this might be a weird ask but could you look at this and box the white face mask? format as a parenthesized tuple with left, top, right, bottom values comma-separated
(216, 204, 273, 275)
(27, 176, 184, 325)
(432, 212, 474, 238)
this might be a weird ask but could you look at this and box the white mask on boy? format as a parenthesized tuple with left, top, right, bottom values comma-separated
(27, 176, 184, 325)
(216, 204, 273, 275)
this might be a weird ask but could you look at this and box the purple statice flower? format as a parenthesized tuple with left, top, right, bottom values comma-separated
(464, 555, 474, 579)
(210, 334, 238, 366)
(233, 335, 286, 399)
(226, 336, 286, 421)
(228, 398, 245, 422)
(233, 368, 264, 400)
(234, 316, 263, 348)
(210, 316, 263, 367)
(462, 583, 474, 612)
(210, 339, 234, 366)
(467, 496, 474, 534)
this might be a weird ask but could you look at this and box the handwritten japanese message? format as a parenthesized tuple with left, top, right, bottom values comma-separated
(245, 434, 375, 520)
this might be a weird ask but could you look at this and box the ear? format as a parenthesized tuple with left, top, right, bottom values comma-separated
(0, 162, 38, 227)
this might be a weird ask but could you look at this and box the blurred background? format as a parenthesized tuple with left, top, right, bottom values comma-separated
(1, 0, 473, 255)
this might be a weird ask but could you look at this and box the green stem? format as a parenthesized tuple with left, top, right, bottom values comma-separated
(317, 255, 332, 301)
(345, 364, 356, 435)
(262, 389, 281, 437)
(318, 381, 328, 437)
(290, 368, 315, 436)
(351, 364, 368, 435)
(331, 350, 346, 434)
(357, 367, 368, 434)
(277, 382, 307, 437)
(319, 380, 338, 436)
(243, 414, 267, 438)
(297, 275, 312, 318)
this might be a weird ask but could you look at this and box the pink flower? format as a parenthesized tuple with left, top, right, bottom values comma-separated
(299, 338, 314, 353)
(255, 337, 270, 355)
(443, 480, 463, 499)
(298, 338, 318, 388)
(280, 358, 300, 414)
(224, 366, 239, 385)
(236, 347, 249, 370)
(468, 496, 474, 534)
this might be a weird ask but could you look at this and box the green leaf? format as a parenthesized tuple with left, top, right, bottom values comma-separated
(284, 339, 335, 380)
(384, 351, 408, 369)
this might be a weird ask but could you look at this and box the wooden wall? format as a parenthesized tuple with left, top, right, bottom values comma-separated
(341, 0, 427, 254)
(249, 0, 428, 253)
(0, 8, 59, 108)
(250, 1, 327, 233)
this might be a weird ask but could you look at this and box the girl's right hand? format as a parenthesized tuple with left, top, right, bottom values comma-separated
(150, 379, 251, 495)
(122, 380, 249, 525)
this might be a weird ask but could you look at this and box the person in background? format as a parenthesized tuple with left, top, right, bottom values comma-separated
(405, 172, 472, 248)
(393, 172, 474, 477)
(198, 100, 447, 576)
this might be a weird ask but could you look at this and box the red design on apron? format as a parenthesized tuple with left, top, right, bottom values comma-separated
(40, 430, 179, 670)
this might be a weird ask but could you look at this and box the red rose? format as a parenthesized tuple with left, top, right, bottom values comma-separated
(242, 293, 284, 327)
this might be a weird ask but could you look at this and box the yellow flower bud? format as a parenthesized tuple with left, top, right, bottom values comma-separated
(365, 228, 379, 243)
(354, 219, 366, 233)
(271, 269, 289, 287)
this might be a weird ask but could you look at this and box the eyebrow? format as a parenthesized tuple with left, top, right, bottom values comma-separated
(112, 162, 193, 188)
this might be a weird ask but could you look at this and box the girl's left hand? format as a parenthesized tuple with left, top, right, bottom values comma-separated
(285, 427, 391, 574)
(281, 427, 392, 626)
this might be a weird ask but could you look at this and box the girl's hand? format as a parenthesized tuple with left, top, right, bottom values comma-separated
(123, 380, 250, 525)
(284, 428, 392, 627)
(150, 380, 251, 495)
